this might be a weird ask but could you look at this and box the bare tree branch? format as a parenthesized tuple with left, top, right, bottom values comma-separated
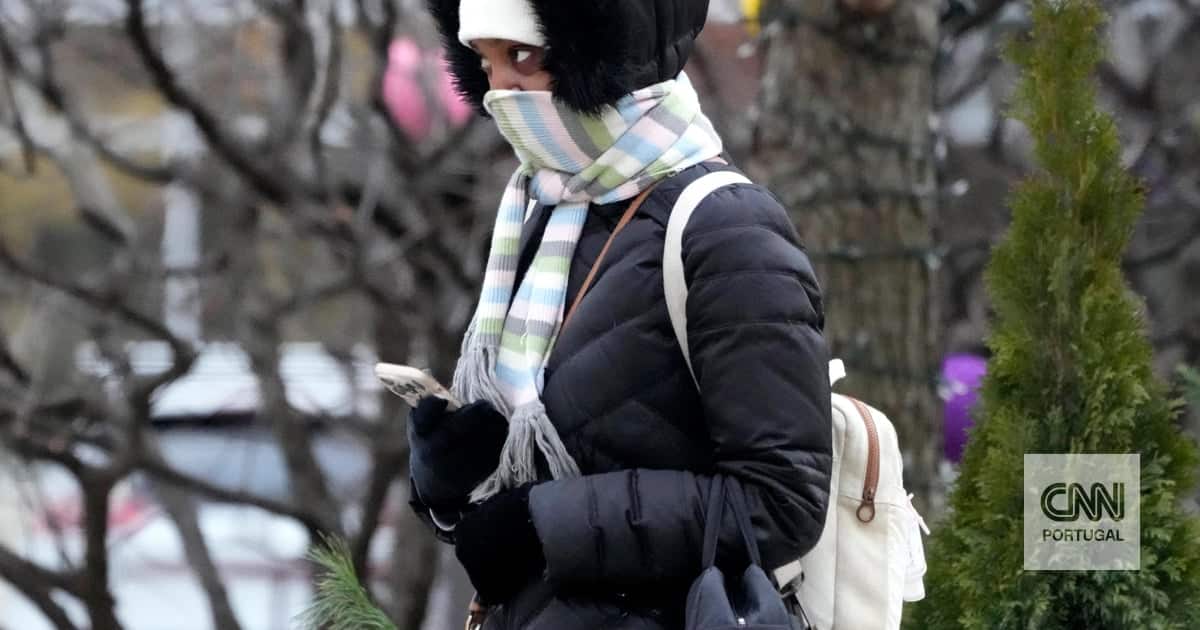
(0, 34, 37, 174)
(250, 346, 341, 533)
(417, 114, 484, 176)
(351, 437, 405, 577)
(353, 0, 419, 171)
(0, 3, 486, 627)
(137, 456, 332, 533)
(0, 239, 193, 366)
(9, 458, 78, 574)
(79, 474, 122, 630)
(1124, 213, 1200, 268)
(2, 406, 89, 476)
(936, 50, 1002, 109)
(267, 275, 359, 321)
(306, 7, 342, 194)
(4, 411, 126, 629)
(946, 0, 1013, 38)
(0, 327, 31, 385)
(0, 241, 197, 447)
(1098, 60, 1157, 113)
(0, 546, 79, 630)
(151, 478, 244, 630)
(123, 0, 291, 203)
(0, 21, 175, 183)
(0, 543, 83, 597)
(258, 0, 318, 149)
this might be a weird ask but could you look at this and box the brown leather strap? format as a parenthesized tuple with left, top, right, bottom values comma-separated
(848, 397, 880, 523)
(464, 595, 487, 630)
(561, 183, 659, 331)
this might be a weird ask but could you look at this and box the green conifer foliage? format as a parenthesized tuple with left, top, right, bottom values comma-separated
(298, 537, 397, 630)
(905, 1, 1200, 627)
(1182, 367, 1200, 409)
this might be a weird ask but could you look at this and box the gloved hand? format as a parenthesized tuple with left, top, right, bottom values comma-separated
(454, 483, 545, 605)
(408, 396, 508, 513)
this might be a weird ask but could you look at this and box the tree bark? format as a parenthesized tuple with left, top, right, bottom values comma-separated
(80, 475, 122, 630)
(751, 0, 944, 516)
(151, 477, 244, 630)
(373, 301, 441, 629)
(0, 545, 79, 630)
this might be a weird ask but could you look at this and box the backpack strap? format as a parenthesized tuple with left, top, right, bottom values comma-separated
(663, 170, 848, 390)
(663, 170, 752, 388)
(663, 170, 823, 608)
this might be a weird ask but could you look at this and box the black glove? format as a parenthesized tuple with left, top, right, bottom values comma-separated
(454, 484, 545, 605)
(408, 396, 508, 512)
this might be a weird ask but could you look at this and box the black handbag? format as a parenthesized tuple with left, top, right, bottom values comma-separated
(685, 477, 802, 630)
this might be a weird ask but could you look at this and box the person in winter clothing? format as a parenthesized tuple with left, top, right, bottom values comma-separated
(408, 1, 834, 628)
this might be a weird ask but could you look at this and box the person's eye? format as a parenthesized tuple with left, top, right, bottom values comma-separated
(510, 47, 543, 75)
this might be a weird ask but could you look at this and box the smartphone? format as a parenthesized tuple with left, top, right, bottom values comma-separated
(374, 362, 462, 411)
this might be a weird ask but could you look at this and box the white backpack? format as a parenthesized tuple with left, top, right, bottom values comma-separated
(663, 171, 931, 630)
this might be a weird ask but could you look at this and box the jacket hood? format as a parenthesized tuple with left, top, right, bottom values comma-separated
(427, 0, 711, 116)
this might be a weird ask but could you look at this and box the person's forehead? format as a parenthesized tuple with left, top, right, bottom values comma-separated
(470, 38, 538, 52)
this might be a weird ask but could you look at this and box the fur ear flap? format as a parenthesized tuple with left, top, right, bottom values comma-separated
(426, 0, 491, 116)
(429, 0, 708, 116)
(532, 0, 645, 115)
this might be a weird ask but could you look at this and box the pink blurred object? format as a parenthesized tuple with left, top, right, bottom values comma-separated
(436, 54, 472, 126)
(382, 38, 471, 142)
(383, 39, 429, 140)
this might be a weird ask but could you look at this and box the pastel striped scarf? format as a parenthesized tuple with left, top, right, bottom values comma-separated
(451, 72, 723, 501)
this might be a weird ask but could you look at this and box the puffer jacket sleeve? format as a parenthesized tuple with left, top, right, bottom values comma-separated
(527, 181, 833, 588)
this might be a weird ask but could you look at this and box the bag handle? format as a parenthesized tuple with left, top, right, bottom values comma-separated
(700, 476, 762, 569)
(727, 480, 762, 567)
(700, 476, 725, 568)
(561, 182, 659, 331)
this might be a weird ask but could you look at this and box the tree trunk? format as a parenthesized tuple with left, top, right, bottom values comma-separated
(750, 0, 943, 517)
(80, 476, 122, 630)
(374, 306, 442, 629)
(151, 472, 243, 630)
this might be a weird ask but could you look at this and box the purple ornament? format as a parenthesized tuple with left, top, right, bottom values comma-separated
(939, 353, 987, 464)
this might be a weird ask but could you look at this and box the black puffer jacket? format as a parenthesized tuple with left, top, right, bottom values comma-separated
(413, 162, 834, 629)
(420, 1, 831, 627)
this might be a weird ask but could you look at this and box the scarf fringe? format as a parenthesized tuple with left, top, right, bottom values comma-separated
(469, 400, 581, 502)
(451, 332, 513, 418)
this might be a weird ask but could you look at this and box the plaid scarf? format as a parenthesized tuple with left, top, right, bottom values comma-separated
(451, 72, 723, 501)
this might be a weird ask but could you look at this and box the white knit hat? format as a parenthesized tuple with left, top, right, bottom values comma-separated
(458, 0, 545, 47)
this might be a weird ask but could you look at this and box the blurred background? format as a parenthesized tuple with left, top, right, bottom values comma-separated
(0, 0, 1196, 628)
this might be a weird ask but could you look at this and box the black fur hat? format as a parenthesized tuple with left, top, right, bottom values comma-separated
(427, 0, 711, 116)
